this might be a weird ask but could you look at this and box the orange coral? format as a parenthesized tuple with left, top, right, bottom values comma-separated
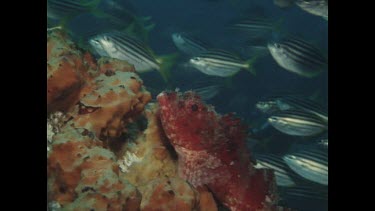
(197, 187, 218, 211)
(47, 30, 93, 113)
(47, 126, 141, 210)
(71, 69, 151, 139)
(139, 178, 197, 211)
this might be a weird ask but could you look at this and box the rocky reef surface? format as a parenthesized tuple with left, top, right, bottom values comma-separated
(47, 29, 218, 211)
(47, 30, 280, 211)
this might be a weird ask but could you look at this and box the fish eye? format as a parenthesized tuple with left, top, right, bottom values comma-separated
(274, 43, 281, 48)
(191, 104, 198, 111)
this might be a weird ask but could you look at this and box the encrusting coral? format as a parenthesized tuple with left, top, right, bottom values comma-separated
(47, 29, 218, 211)
(47, 125, 142, 210)
(47, 30, 90, 113)
(118, 103, 178, 185)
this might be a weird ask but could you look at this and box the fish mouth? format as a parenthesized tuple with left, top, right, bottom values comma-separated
(189, 57, 200, 64)
(267, 42, 277, 49)
(172, 33, 180, 38)
(267, 116, 279, 123)
(256, 101, 267, 109)
(88, 38, 100, 47)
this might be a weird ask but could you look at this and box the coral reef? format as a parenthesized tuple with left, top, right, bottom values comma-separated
(47, 111, 67, 152)
(138, 177, 197, 210)
(47, 30, 217, 211)
(47, 28, 288, 211)
(47, 30, 90, 113)
(47, 126, 141, 210)
(70, 68, 151, 139)
(118, 104, 177, 185)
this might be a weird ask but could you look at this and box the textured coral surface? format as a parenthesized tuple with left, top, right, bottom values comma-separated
(48, 126, 141, 210)
(47, 30, 91, 113)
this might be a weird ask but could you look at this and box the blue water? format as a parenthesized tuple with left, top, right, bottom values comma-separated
(50, 0, 328, 210)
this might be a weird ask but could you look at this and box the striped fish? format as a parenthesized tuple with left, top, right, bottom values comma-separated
(89, 31, 160, 72)
(283, 147, 328, 185)
(189, 49, 256, 77)
(88, 36, 110, 58)
(257, 93, 327, 120)
(172, 33, 209, 56)
(268, 36, 327, 78)
(47, 0, 101, 20)
(276, 95, 328, 123)
(230, 18, 277, 38)
(256, 100, 280, 114)
(268, 109, 328, 136)
(255, 93, 300, 114)
(295, 0, 328, 20)
(71, 15, 128, 50)
(254, 154, 297, 187)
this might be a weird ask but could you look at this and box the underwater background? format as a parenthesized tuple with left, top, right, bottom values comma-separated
(47, 0, 328, 210)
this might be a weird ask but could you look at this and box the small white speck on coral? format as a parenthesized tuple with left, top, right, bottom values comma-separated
(117, 151, 143, 173)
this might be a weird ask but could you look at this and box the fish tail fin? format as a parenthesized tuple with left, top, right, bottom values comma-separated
(137, 16, 156, 41)
(156, 53, 180, 82)
(122, 16, 155, 42)
(122, 22, 137, 36)
(144, 22, 156, 32)
(245, 56, 258, 76)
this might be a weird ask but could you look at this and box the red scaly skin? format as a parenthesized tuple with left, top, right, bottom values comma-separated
(157, 91, 279, 211)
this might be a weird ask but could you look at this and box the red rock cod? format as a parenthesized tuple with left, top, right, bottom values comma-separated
(157, 91, 279, 211)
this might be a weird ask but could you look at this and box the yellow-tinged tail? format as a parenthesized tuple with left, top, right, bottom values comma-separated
(120, 17, 156, 42)
(244, 55, 258, 76)
(156, 53, 180, 82)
